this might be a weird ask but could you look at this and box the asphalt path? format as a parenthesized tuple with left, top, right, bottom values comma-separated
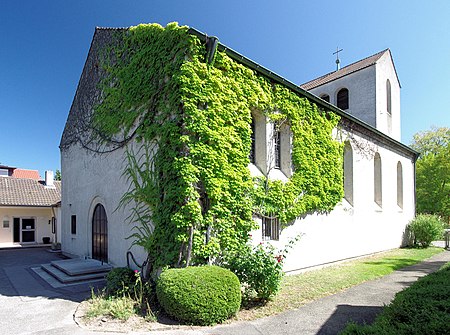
(1, 247, 449, 335)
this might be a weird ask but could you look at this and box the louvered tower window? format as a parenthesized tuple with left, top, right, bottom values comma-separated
(337, 88, 349, 110)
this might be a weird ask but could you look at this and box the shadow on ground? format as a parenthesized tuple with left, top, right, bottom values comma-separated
(0, 248, 103, 303)
(317, 304, 383, 335)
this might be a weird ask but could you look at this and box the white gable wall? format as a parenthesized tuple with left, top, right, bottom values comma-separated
(375, 52, 401, 141)
(61, 143, 148, 268)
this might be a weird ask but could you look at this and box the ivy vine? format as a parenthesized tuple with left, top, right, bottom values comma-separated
(92, 23, 343, 270)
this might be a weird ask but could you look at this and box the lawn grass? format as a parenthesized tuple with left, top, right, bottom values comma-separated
(236, 247, 444, 320)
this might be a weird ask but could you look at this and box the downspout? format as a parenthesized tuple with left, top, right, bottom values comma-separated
(51, 204, 57, 244)
(205, 35, 219, 65)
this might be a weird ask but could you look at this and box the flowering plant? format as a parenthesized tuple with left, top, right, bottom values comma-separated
(224, 235, 300, 302)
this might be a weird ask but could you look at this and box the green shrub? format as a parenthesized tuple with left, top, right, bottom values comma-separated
(225, 243, 283, 301)
(224, 237, 299, 302)
(156, 266, 241, 325)
(340, 264, 450, 334)
(409, 214, 445, 247)
(106, 267, 137, 297)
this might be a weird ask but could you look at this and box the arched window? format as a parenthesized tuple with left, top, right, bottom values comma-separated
(386, 79, 393, 134)
(273, 123, 281, 169)
(397, 161, 403, 209)
(337, 88, 349, 110)
(92, 203, 108, 263)
(320, 94, 330, 103)
(343, 142, 354, 206)
(386, 79, 392, 115)
(249, 116, 255, 164)
(374, 153, 382, 207)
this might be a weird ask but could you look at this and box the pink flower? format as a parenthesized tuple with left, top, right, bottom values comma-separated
(134, 270, 139, 273)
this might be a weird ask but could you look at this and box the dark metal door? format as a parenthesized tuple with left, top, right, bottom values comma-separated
(13, 218, 20, 243)
(92, 204, 108, 262)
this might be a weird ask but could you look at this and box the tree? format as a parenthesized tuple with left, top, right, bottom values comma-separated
(55, 169, 61, 181)
(411, 127, 450, 223)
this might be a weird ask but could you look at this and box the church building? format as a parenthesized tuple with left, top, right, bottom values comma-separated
(60, 24, 417, 272)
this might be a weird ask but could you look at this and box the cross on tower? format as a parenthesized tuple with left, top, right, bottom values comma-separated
(333, 47, 343, 71)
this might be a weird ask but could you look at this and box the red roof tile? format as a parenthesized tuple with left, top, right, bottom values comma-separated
(300, 49, 389, 90)
(11, 169, 40, 180)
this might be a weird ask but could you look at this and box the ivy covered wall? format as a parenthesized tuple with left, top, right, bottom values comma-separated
(91, 23, 343, 269)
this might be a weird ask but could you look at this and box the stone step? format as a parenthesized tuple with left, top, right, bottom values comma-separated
(50, 258, 112, 276)
(41, 263, 108, 284)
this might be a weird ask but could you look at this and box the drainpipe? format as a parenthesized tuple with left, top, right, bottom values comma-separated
(51, 205, 57, 244)
(205, 36, 219, 65)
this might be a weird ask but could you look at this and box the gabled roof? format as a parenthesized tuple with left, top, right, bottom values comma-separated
(62, 25, 417, 160)
(300, 49, 395, 90)
(0, 178, 61, 207)
(11, 169, 40, 180)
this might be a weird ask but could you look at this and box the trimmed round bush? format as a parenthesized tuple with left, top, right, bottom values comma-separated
(409, 214, 445, 248)
(156, 265, 241, 325)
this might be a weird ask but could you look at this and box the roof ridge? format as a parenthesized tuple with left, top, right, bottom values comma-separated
(300, 49, 390, 90)
(339, 48, 389, 72)
(96, 26, 128, 31)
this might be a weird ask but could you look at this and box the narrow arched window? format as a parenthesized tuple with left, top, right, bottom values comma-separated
(337, 88, 349, 110)
(249, 116, 255, 164)
(320, 94, 330, 102)
(343, 142, 354, 206)
(397, 161, 403, 209)
(274, 123, 281, 169)
(374, 153, 382, 207)
(386, 79, 392, 115)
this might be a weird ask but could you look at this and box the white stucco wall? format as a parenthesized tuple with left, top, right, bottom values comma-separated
(61, 143, 148, 268)
(308, 52, 401, 142)
(375, 52, 401, 141)
(309, 66, 377, 127)
(52, 205, 62, 244)
(61, 113, 414, 272)
(0, 207, 55, 244)
(249, 130, 415, 272)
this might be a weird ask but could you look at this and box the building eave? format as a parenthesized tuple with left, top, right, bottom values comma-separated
(188, 27, 417, 159)
(0, 205, 53, 209)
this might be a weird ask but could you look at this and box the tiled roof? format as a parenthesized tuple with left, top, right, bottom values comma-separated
(300, 49, 389, 90)
(0, 178, 61, 207)
(11, 169, 40, 180)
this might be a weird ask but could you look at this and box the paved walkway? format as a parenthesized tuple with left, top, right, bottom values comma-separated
(0, 247, 449, 335)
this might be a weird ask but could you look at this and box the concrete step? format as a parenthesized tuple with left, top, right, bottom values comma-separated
(41, 263, 109, 284)
(51, 258, 112, 276)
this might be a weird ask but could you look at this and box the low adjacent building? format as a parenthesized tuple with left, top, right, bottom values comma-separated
(0, 170, 61, 247)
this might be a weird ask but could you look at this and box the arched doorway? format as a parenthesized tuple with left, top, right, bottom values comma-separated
(92, 204, 108, 262)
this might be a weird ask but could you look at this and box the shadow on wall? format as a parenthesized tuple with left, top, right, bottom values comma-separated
(401, 225, 414, 247)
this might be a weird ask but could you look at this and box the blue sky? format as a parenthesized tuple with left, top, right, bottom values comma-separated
(0, 0, 449, 178)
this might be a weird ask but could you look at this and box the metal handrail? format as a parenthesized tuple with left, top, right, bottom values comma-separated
(126, 250, 148, 270)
